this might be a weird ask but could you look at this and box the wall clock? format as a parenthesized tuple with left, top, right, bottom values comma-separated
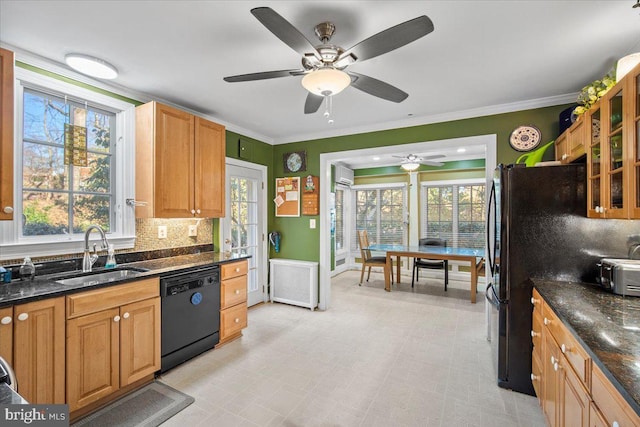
(283, 151, 306, 173)
(509, 125, 542, 152)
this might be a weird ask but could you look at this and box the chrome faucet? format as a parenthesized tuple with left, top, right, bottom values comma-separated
(82, 225, 110, 272)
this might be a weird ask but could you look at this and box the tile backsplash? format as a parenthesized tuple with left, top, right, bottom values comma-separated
(2, 218, 214, 265)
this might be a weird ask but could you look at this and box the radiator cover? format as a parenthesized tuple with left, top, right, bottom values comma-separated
(269, 259, 318, 310)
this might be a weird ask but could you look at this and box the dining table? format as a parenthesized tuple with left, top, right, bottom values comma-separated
(366, 244, 485, 303)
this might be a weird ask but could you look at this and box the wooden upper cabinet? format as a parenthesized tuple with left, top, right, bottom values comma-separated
(555, 132, 569, 163)
(135, 101, 226, 218)
(629, 63, 640, 218)
(194, 117, 225, 218)
(0, 48, 14, 221)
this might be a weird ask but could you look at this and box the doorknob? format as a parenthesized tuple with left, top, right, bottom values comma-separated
(225, 239, 231, 244)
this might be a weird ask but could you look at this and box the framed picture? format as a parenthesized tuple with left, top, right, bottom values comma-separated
(274, 177, 300, 217)
(283, 151, 306, 173)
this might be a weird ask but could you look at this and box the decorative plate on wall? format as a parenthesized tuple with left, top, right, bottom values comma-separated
(509, 125, 542, 152)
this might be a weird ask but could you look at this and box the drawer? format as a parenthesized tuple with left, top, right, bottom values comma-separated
(220, 303, 247, 339)
(592, 363, 640, 427)
(66, 277, 159, 319)
(221, 260, 248, 280)
(542, 303, 590, 387)
(221, 275, 247, 309)
(531, 288, 544, 316)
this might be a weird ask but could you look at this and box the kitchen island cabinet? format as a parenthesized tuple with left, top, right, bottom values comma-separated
(135, 101, 225, 218)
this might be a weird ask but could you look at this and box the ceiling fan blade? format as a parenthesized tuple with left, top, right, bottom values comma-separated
(349, 72, 408, 103)
(339, 15, 434, 63)
(223, 69, 303, 82)
(421, 154, 445, 160)
(421, 161, 444, 166)
(304, 93, 324, 114)
(251, 7, 321, 60)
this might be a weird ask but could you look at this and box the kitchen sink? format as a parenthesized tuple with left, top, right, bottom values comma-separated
(52, 267, 149, 286)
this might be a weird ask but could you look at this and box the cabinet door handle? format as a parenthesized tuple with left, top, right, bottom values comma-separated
(613, 421, 620, 427)
(114, 315, 121, 322)
(235, 290, 240, 295)
(544, 317, 550, 325)
(17, 313, 28, 322)
(531, 330, 539, 338)
(1, 316, 12, 325)
(553, 362, 560, 372)
(196, 209, 201, 214)
(561, 343, 569, 353)
(123, 312, 130, 319)
(234, 318, 240, 323)
(191, 209, 196, 215)
(235, 268, 240, 272)
(550, 356, 555, 364)
(2, 206, 13, 214)
(530, 297, 539, 305)
(530, 373, 539, 381)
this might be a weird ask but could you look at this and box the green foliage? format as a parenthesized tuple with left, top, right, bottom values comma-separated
(574, 68, 616, 116)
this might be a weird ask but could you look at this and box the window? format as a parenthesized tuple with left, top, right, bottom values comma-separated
(334, 187, 344, 251)
(421, 180, 486, 249)
(0, 67, 136, 260)
(22, 88, 115, 236)
(351, 185, 407, 253)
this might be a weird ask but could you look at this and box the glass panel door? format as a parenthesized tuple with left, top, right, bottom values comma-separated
(589, 107, 602, 213)
(608, 90, 624, 210)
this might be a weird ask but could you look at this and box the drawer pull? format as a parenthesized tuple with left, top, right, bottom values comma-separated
(544, 317, 550, 326)
(530, 297, 539, 305)
(561, 343, 568, 353)
(114, 315, 121, 322)
(234, 318, 240, 323)
(550, 356, 556, 364)
(554, 362, 559, 372)
(235, 268, 240, 273)
(1, 316, 12, 325)
(235, 290, 240, 295)
(123, 312, 130, 319)
(17, 313, 28, 322)
(531, 373, 539, 381)
(531, 330, 539, 338)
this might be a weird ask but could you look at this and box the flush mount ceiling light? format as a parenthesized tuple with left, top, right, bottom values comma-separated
(301, 68, 351, 96)
(616, 52, 640, 82)
(65, 53, 118, 79)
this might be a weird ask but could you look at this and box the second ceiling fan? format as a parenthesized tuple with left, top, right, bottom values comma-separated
(223, 7, 434, 114)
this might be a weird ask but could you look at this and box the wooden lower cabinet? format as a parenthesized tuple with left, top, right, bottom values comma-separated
(13, 297, 66, 404)
(66, 279, 160, 412)
(532, 289, 640, 427)
(219, 260, 248, 345)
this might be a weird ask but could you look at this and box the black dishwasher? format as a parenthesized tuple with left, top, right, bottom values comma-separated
(160, 266, 220, 372)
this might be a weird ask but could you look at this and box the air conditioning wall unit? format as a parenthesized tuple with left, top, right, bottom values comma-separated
(335, 164, 354, 186)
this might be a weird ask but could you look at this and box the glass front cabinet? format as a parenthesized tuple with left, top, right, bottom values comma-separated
(587, 61, 640, 219)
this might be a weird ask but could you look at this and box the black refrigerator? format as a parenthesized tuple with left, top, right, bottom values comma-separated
(485, 163, 586, 396)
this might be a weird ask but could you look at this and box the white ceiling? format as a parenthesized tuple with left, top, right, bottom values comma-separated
(1, 0, 639, 155)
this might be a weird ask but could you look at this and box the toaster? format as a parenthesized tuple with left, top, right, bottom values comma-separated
(597, 258, 640, 297)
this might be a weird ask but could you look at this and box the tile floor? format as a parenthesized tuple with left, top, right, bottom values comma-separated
(158, 270, 547, 427)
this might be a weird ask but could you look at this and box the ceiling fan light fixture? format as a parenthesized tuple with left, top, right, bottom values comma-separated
(301, 68, 350, 96)
(401, 161, 421, 171)
(616, 52, 640, 82)
(65, 53, 118, 79)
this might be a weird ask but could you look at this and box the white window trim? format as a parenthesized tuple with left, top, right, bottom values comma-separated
(0, 68, 136, 260)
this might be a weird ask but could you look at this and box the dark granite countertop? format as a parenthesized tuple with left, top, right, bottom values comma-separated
(0, 251, 250, 308)
(533, 279, 640, 416)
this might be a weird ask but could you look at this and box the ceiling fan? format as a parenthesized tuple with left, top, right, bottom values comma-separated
(223, 7, 434, 114)
(393, 154, 445, 171)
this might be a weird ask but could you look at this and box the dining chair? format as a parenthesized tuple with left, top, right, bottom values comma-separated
(412, 238, 448, 289)
(357, 230, 393, 285)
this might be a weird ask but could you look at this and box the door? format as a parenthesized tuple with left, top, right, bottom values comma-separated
(224, 162, 266, 307)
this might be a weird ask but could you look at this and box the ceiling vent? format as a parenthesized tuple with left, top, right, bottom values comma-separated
(335, 164, 354, 186)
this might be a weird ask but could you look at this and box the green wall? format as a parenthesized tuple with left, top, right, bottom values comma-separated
(270, 104, 570, 263)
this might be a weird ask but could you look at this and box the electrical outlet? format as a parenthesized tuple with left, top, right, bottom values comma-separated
(158, 225, 167, 239)
(188, 225, 198, 237)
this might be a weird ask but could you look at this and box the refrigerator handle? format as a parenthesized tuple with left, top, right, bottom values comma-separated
(486, 181, 496, 275)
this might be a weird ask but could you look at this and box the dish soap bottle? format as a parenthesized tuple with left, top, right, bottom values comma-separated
(19, 257, 35, 281)
(105, 244, 117, 269)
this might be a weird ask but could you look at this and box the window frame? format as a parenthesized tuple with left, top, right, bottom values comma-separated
(350, 182, 408, 257)
(420, 178, 486, 249)
(0, 67, 136, 260)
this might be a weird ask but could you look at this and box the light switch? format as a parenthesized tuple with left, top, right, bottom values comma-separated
(310, 219, 316, 229)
